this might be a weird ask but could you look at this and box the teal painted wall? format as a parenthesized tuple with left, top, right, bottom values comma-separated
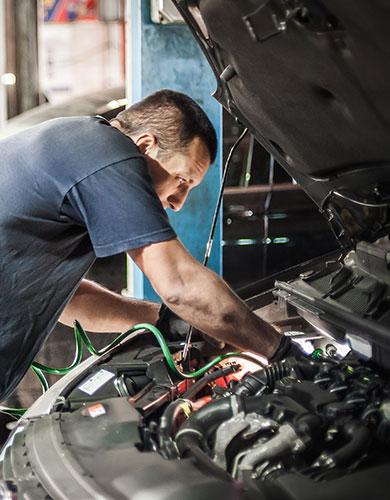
(129, 1, 222, 301)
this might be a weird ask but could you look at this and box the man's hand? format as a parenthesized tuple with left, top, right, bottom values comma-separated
(156, 304, 191, 341)
(156, 304, 225, 348)
(269, 336, 307, 362)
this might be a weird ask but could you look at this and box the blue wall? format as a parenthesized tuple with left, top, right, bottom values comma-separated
(128, 1, 222, 302)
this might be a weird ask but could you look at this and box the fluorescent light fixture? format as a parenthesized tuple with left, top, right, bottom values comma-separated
(268, 212, 288, 220)
(237, 238, 257, 246)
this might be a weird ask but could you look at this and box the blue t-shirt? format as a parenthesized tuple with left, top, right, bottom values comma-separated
(0, 116, 176, 400)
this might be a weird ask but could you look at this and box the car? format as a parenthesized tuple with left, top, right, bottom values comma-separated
(1, 2, 390, 499)
(0, 87, 127, 140)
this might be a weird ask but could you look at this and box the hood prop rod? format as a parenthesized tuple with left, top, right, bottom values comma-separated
(181, 127, 249, 361)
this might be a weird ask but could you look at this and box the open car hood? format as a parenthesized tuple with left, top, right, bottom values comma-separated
(174, 0, 390, 247)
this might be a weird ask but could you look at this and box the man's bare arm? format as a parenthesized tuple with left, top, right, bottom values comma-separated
(59, 279, 159, 332)
(128, 238, 280, 358)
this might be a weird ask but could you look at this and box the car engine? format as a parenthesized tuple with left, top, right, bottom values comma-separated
(1, 327, 390, 500)
(163, 351, 390, 500)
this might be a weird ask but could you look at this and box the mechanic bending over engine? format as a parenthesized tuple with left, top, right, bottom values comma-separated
(0, 89, 293, 401)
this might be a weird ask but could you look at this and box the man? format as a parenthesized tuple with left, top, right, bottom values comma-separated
(0, 89, 285, 402)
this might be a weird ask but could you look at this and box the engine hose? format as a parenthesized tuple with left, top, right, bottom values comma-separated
(175, 397, 235, 455)
(160, 368, 236, 457)
(233, 359, 293, 396)
(318, 420, 372, 469)
(183, 366, 236, 400)
(160, 399, 193, 440)
(233, 356, 323, 397)
(159, 398, 193, 458)
(0, 366, 50, 419)
(175, 394, 265, 457)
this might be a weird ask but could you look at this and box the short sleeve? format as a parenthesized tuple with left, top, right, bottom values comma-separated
(61, 157, 176, 257)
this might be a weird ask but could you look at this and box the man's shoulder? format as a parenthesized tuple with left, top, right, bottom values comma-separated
(0, 115, 147, 199)
(39, 115, 145, 173)
(40, 115, 140, 154)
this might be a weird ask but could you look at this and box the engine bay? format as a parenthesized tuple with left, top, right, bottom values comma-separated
(1, 334, 390, 499)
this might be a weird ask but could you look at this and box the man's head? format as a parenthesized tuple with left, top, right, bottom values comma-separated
(110, 89, 217, 211)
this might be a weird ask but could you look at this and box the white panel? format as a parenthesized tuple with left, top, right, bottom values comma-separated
(40, 21, 124, 104)
(150, 0, 184, 24)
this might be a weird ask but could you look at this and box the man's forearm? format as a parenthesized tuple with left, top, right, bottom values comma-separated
(162, 265, 280, 358)
(129, 239, 281, 358)
(59, 279, 160, 332)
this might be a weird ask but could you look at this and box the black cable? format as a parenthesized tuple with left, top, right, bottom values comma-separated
(203, 127, 249, 268)
(183, 366, 236, 400)
(241, 133, 255, 188)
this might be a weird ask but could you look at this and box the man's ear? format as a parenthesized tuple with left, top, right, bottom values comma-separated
(133, 133, 157, 155)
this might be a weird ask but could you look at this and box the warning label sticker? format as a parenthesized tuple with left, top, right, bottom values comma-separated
(78, 369, 115, 395)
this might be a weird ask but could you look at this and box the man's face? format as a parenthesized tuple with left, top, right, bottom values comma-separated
(145, 136, 211, 211)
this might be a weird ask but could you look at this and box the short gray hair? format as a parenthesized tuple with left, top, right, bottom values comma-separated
(111, 89, 217, 163)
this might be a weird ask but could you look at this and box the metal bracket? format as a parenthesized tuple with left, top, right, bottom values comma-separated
(242, 0, 343, 43)
(242, 1, 290, 43)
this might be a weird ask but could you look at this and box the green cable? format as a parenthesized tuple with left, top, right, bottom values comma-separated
(0, 407, 25, 417)
(0, 366, 49, 419)
(74, 320, 140, 357)
(31, 366, 49, 392)
(1, 321, 142, 420)
(33, 319, 264, 382)
(75, 321, 265, 379)
(32, 323, 83, 375)
(173, 351, 265, 379)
